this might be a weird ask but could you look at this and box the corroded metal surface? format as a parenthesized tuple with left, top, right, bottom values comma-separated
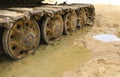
(0, 3, 95, 59)
(63, 10, 77, 35)
(41, 14, 63, 44)
(2, 19, 40, 60)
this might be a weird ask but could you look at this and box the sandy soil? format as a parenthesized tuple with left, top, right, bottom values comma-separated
(0, 4, 120, 77)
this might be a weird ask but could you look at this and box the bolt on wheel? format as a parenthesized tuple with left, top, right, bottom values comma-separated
(63, 10, 77, 35)
(41, 14, 63, 44)
(2, 19, 40, 60)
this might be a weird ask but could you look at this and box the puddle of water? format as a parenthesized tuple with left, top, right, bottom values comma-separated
(93, 34, 120, 42)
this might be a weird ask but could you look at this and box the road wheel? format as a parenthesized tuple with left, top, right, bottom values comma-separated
(63, 10, 77, 35)
(41, 14, 63, 44)
(2, 19, 40, 60)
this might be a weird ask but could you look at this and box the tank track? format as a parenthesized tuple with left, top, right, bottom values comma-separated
(0, 3, 95, 60)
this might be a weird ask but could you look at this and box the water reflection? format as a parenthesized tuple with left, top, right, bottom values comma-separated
(93, 34, 120, 42)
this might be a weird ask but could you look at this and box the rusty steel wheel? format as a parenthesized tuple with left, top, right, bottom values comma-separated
(3, 19, 40, 60)
(63, 11, 77, 35)
(77, 8, 87, 28)
(41, 14, 63, 44)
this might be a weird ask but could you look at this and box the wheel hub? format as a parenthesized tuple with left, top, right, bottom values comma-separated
(23, 33, 35, 49)
(53, 24, 61, 37)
